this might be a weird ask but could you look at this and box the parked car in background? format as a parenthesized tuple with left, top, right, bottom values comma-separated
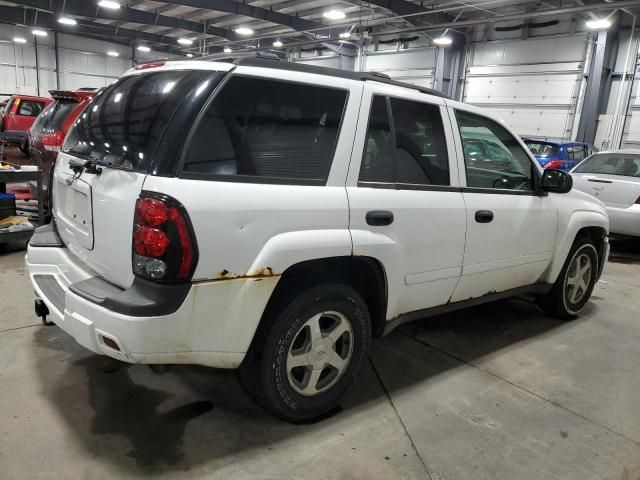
(0, 100, 7, 116)
(571, 150, 640, 238)
(0, 95, 53, 153)
(523, 137, 597, 171)
(27, 58, 610, 422)
(28, 88, 99, 197)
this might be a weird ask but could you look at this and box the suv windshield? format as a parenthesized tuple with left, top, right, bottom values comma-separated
(524, 141, 559, 158)
(573, 153, 640, 177)
(62, 70, 210, 171)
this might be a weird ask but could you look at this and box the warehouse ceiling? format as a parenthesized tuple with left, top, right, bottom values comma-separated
(2, 0, 640, 56)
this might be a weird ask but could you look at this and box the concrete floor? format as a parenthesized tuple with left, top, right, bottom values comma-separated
(1, 241, 639, 480)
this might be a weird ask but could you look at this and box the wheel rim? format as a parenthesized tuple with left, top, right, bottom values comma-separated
(286, 311, 354, 397)
(565, 251, 593, 305)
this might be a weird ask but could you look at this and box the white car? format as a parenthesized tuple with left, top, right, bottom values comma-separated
(27, 58, 609, 421)
(571, 150, 640, 238)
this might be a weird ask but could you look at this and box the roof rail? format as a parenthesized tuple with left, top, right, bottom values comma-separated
(231, 57, 449, 99)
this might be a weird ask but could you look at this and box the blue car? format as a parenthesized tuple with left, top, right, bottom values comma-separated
(522, 137, 598, 171)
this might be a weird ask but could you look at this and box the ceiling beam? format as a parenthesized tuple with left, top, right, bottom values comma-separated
(6, 0, 243, 41)
(160, 0, 322, 32)
(0, 5, 181, 54)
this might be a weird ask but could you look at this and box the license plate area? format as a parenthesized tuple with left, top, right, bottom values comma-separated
(54, 173, 94, 250)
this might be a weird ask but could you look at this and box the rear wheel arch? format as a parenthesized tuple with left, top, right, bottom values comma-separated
(252, 256, 388, 348)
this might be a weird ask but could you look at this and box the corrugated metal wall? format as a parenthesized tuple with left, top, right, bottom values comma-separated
(463, 35, 589, 139)
(0, 23, 161, 99)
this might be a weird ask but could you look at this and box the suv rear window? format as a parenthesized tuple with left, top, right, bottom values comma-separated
(524, 141, 559, 158)
(31, 100, 76, 136)
(182, 76, 348, 184)
(63, 70, 209, 172)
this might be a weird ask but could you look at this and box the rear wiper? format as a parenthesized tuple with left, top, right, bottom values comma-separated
(68, 158, 102, 176)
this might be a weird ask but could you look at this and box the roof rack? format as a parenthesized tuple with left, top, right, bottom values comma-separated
(231, 57, 449, 99)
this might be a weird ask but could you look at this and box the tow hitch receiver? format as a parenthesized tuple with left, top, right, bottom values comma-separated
(35, 299, 55, 326)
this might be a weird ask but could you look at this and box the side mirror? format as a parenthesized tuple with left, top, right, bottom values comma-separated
(540, 168, 572, 193)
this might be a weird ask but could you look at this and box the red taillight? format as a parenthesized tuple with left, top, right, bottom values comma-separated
(545, 159, 564, 169)
(41, 131, 65, 151)
(132, 193, 198, 282)
(134, 226, 170, 257)
(134, 61, 166, 70)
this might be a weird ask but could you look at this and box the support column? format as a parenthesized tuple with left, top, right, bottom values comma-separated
(576, 30, 614, 144)
(54, 31, 60, 89)
(433, 33, 466, 98)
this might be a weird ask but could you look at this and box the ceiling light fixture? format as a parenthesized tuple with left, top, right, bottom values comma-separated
(223, 47, 232, 53)
(177, 38, 193, 46)
(273, 40, 283, 47)
(339, 32, 351, 39)
(586, 17, 612, 30)
(97, 0, 121, 9)
(13, 37, 27, 44)
(58, 16, 77, 25)
(433, 36, 453, 46)
(32, 29, 48, 37)
(107, 50, 119, 57)
(235, 27, 254, 35)
(323, 10, 346, 20)
(137, 45, 151, 52)
(186, 53, 194, 57)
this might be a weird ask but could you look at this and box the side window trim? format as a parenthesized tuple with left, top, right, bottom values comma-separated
(452, 107, 541, 195)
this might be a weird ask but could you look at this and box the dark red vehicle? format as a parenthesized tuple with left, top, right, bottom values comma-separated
(28, 89, 98, 194)
(1, 95, 53, 153)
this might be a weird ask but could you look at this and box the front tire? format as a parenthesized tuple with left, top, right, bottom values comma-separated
(537, 236, 599, 319)
(240, 283, 371, 422)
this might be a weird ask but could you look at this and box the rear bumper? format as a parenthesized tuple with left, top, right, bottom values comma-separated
(26, 227, 278, 368)
(607, 205, 640, 237)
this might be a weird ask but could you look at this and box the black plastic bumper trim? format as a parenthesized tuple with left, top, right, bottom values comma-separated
(33, 274, 65, 313)
(69, 276, 191, 317)
(29, 222, 63, 248)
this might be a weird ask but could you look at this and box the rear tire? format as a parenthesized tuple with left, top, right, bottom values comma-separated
(240, 283, 371, 422)
(537, 236, 599, 319)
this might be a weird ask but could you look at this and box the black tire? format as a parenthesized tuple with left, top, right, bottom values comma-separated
(537, 236, 599, 319)
(240, 283, 371, 422)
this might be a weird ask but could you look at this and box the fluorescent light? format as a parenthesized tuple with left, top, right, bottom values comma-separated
(137, 45, 151, 52)
(433, 36, 453, 46)
(273, 40, 283, 47)
(58, 16, 77, 25)
(235, 27, 254, 35)
(13, 37, 27, 44)
(586, 17, 611, 30)
(339, 32, 351, 39)
(32, 29, 48, 37)
(186, 53, 194, 57)
(223, 47, 232, 53)
(323, 10, 346, 20)
(98, 0, 120, 9)
(177, 38, 193, 46)
(107, 50, 119, 57)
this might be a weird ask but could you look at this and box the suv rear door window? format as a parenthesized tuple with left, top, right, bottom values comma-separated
(182, 76, 348, 184)
(63, 70, 210, 172)
(358, 95, 450, 187)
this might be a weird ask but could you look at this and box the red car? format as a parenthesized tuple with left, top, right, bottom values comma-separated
(0, 95, 53, 153)
(28, 89, 98, 194)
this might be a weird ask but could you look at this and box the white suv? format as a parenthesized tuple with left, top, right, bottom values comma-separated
(27, 58, 609, 422)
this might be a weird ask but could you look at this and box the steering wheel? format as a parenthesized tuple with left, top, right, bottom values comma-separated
(492, 176, 516, 189)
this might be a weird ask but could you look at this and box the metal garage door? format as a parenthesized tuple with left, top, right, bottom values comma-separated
(463, 36, 589, 139)
(363, 48, 436, 88)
